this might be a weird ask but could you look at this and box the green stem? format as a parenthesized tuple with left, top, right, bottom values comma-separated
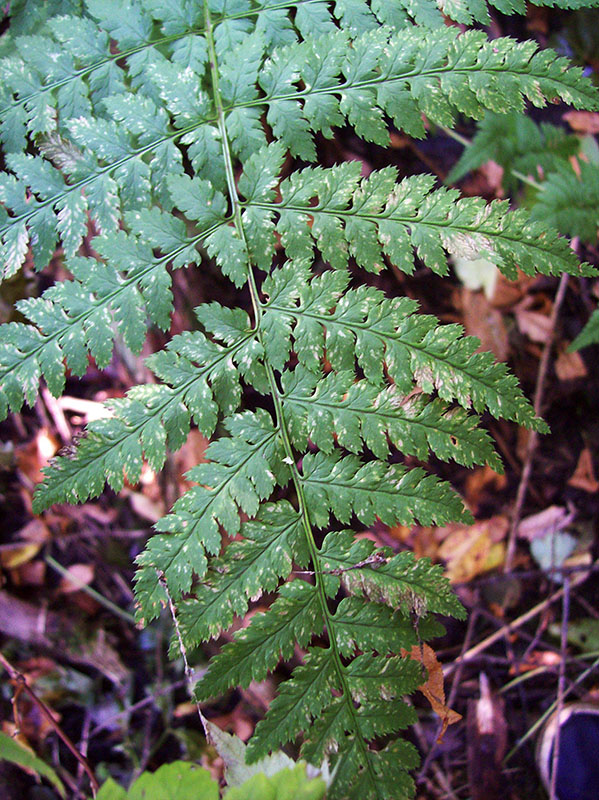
(45, 554, 136, 624)
(203, 7, 381, 791)
(441, 126, 545, 191)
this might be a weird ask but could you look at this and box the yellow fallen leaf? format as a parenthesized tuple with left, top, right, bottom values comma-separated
(0, 542, 41, 569)
(438, 517, 508, 583)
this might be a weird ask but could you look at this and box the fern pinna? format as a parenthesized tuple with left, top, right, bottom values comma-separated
(1, 0, 598, 797)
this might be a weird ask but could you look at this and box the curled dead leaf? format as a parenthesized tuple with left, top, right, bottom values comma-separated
(402, 643, 461, 741)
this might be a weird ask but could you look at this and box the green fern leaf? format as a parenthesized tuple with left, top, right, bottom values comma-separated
(332, 596, 444, 658)
(3, 2, 599, 796)
(320, 532, 465, 618)
(195, 580, 322, 697)
(281, 367, 503, 470)
(301, 451, 470, 528)
(262, 262, 550, 429)
(447, 111, 580, 191)
(169, 501, 304, 638)
(531, 161, 599, 241)
(248, 647, 340, 758)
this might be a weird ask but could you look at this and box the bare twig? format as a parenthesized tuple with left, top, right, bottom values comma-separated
(45, 553, 136, 625)
(549, 576, 570, 800)
(504, 271, 570, 572)
(0, 651, 99, 796)
(412, 715, 461, 800)
(443, 571, 586, 678)
(41, 384, 71, 443)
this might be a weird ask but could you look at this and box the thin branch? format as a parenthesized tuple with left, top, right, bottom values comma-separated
(0, 651, 99, 796)
(504, 271, 570, 572)
(443, 570, 586, 678)
(45, 554, 136, 625)
(549, 576, 570, 800)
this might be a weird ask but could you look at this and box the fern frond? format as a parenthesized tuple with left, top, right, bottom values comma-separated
(247, 27, 599, 156)
(570, 308, 599, 351)
(165, 501, 305, 638)
(301, 451, 470, 527)
(248, 646, 340, 758)
(281, 367, 503, 470)
(439, 0, 599, 26)
(246, 155, 592, 277)
(33, 311, 257, 509)
(195, 579, 322, 696)
(332, 596, 444, 657)
(447, 111, 580, 191)
(139, 408, 285, 545)
(319, 532, 465, 617)
(262, 262, 549, 429)
(530, 161, 599, 241)
(4, 2, 599, 796)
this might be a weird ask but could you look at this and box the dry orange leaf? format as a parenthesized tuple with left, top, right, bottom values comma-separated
(402, 643, 461, 741)
(555, 348, 587, 381)
(464, 465, 507, 511)
(15, 427, 59, 485)
(569, 448, 599, 493)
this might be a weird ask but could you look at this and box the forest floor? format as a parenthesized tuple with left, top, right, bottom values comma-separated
(2, 6, 599, 800)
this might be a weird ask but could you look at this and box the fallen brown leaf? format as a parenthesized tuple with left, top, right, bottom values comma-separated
(555, 348, 587, 381)
(57, 563, 94, 595)
(15, 428, 59, 486)
(459, 288, 509, 361)
(568, 448, 599, 493)
(402, 643, 461, 741)
(514, 307, 552, 343)
(464, 465, 508, 511)
(517, 505, 575, 541)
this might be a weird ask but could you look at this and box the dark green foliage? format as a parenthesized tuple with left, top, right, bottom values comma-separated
(2, 1, 599, 797)
(451, 111, 599, 350)
(447, 112, 581, 192)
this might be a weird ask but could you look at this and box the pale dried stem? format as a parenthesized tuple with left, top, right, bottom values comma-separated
(443, 571, 586, 678)
(504, 271, 570, 572)
(156, 570, 208, 738)
(549, 576, 570, 800)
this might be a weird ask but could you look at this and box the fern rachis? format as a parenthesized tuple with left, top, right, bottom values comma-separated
(1, 1, 599, 797)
